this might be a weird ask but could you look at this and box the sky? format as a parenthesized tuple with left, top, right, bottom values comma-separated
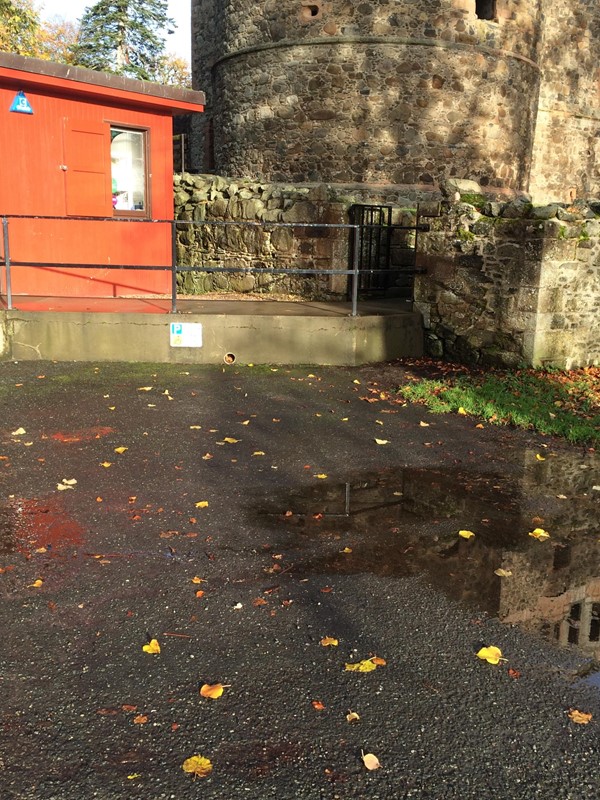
(38, 0, 192, 62)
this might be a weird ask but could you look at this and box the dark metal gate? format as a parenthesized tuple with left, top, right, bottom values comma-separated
(348, 204, 426, 301)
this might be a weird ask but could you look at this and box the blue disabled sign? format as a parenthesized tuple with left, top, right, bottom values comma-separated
(10, 91, 33, 114)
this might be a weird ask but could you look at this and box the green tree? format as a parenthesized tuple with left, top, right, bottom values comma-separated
(0, 0, 39, 55)
(71, 0, 175, 81)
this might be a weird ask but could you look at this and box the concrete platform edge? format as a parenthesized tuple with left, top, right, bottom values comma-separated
(1, 309, 423, 365)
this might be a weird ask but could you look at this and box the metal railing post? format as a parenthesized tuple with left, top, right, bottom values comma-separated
(351, 223, 360, 317)
(170, 220, 177, 314)
(2, 217, 13, 310)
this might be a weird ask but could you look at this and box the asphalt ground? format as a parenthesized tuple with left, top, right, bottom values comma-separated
(0, 360, 598, 800)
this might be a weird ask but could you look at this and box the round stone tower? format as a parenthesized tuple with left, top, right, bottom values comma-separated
(191, 0, 542, 197)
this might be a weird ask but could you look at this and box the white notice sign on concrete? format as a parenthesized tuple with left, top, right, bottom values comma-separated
(170, 322, 203, 348)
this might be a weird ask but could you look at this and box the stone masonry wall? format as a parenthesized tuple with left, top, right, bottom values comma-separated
(174, 173, 350, 299)
(192, 0, 541, 196)
(529, 0, 600, 203)
(415, 198, 600, 368)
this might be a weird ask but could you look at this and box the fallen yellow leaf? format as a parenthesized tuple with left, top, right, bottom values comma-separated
(252, 451, 265, 456)
(374, 438, 389, 445)
(200, 683, 225, 699)
(101, 461, 112, 468)
(62, 478, 77, 485)
(536, 453, 546, 461)
(476, 645, 504, 665)
(56, 483, 73, 491)
(475, 423, 485, 429)
(195, 501, 209, 508)
(29, 578, 43, 588)
(345, 659, 378, 672)
(361, 750, 381, 770)
(529, 527, 550, 541)
(341, 547, 353, 554)
(137, 387, 153, 391)
(315, 474, 328, 479)
(458, 407, 467, 415)
(222, 437, 239, 444)
(419, 421, 430, 427)
(346, 710, 360, 723)
(182, 755, 213, 778)
(568, 709, 592, 724)
(11, 427, 26, 435)
(114, 447, 128, 454)
(353, 379, 361, 384)
(494, 568, 513, 577)
(202, 453, 213, 460)
(142, 638, 161, 655)
(189, 425, 202, 429)
(241, 420, 250, 426)
(320, 637, 339, 647)
(127, 773, 142, 779)
(459, 530, 475, 539)
(191, 576, 205, 584)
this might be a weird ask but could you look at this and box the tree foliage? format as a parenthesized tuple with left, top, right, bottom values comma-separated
(71, 0, 175, 81)
(154, 54, 191, 88)
(0, 0, 39, 55)
(37, 17, 79, 64)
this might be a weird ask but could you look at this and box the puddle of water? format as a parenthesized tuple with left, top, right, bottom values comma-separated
(255, 448, 600, 663)
(0, 497, 85, 555)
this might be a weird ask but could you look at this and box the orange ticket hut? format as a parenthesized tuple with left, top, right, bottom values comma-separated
(0, 53, 204, 298)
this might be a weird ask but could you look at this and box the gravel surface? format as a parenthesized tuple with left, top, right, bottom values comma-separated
(0, 360, 598, 800)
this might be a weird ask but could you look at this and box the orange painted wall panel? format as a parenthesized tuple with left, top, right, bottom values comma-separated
(0, 81, 178, 296)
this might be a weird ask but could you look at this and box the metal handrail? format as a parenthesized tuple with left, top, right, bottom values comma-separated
(0, 214, 422, 316)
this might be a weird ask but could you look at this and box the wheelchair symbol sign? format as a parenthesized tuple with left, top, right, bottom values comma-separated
(170, 322, 202, 348)
(9, 91, 33, 115)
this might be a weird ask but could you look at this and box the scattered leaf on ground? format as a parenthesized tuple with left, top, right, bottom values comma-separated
(508, 668, 521, 679)
(346, 711, 360, 723)
(312, 700, 326, 710)
(568, 709, 592, 724)
(29, 578, 43, 588)
(222, 437, 239, 444)
(202, 453, 213, 460)
(182, 755, 213, 778)
(200, 683, 226, 699)
(114, 447, 128, 454)
(529, 527, 550, 540)
(494, 568, 513, 577)
(341, 547, 352, 554)
(361, 750, 381, 770)
(11, 428, 26, 435)
(374, 438, 389, 445)
(371, 656, 387, 666)
(195, 501, 209, 508)
(476, 646, 504, 665)
(459, 530, 475, 539)
(142, 638, 161, 655)
(101, 462, 112, 468)
(195, 590, 205, 598)
(320, 637, 339, 647)
(458, 407, 467, 415)
(419, 421, 430, 427)
(345, 659, 378, 672)
(133, 714, 148, 724)
(315, 474, 328, 479)
(191, 576, 205, 584)
(137, 387, 153, 391)
(536, 453, 546, 461)
(252, 451, 265, 456)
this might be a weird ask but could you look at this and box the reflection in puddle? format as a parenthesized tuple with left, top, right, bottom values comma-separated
(255, 449, 600, 663)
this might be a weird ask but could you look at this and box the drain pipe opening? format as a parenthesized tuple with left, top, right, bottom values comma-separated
(224, 353, 236, 364)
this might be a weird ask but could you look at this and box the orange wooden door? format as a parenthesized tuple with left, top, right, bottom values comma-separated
(63, 119, 112, 217)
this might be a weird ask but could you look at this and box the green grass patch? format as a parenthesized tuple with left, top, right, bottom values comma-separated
(399, 368, 600, 444)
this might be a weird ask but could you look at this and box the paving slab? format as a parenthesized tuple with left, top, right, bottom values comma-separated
(0, 361, 598, 799)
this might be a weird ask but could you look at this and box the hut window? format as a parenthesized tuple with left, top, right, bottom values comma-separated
(475, 1, 496, 20)
(110, 127, 148, 215)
